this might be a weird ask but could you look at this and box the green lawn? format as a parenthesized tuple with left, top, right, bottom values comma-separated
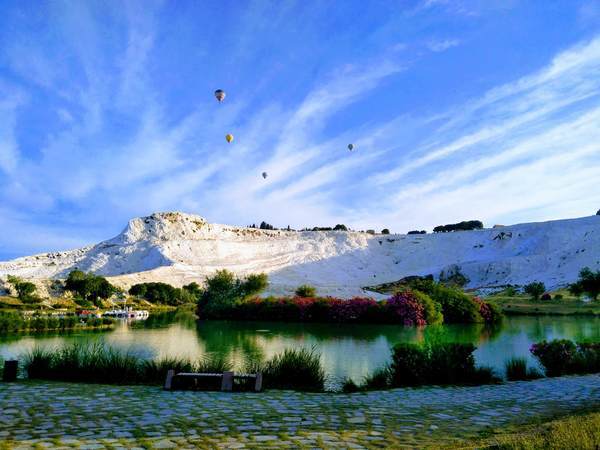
(487, 290, 600, 316)
(455, 409, 600, 449)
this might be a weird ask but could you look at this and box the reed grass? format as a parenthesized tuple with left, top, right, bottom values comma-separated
(24, 342, 325, 390)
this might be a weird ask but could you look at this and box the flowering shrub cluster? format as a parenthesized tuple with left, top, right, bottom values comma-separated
(200, 291, 432, 325)
(530, 339, 600, 376)
(473, 297, 502, 324)
(385, 292, 427, 326)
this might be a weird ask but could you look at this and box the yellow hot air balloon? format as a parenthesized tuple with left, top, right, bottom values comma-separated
(225, 134, 234, 143)
(215, 89, 226, 102)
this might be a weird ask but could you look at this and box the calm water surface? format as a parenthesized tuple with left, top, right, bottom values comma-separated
(1, 314, 598, 382)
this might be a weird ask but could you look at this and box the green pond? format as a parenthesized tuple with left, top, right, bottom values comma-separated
(1, 313, 598, 383)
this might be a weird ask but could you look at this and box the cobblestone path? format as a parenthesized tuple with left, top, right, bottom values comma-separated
(1, 375, 599, 449)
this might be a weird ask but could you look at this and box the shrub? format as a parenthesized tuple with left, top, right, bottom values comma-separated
(129, 282, 196, 305)
(505, 357, 542, 381)
(540, 293, 552, 301)
(74, 297, 94, 308)
(554, 293, 564, 300)
(182, 282, 202, 299)
(389, 342, 495, 387)
(295, 285, 316, 297)
(262, 348, 325, 391)
(401, 279, 489, 324)
(473, 297, 503, 323)
(412, 290, 443, 325)
(333, 224, 348, 231)
(242, 274, 268, 296)
(198, 270, 268, 317)
(0, 311, 25, 333)
(381, 228, 390, 235)
(389, 343, 427, 386)
(384, 292, 426, 326)
(524, 281, 546, 301)
(569, 267, 600, 301)
(530, 339, 600, 376)
(6, 276, 37, 301)
(407, 230, 426, 234)
(429, 285, 483, 324)
(504, 286, 518, 296)
(341, 378, 360, 393)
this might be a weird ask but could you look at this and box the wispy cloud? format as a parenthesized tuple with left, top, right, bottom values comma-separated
(426, 38, 461, 52)
(0, 2, 598, 258)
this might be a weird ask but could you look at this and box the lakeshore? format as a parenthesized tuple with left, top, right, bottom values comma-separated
(1, 375, 598, 448)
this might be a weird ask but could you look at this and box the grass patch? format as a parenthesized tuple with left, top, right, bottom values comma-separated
(463, 410, 600, 449)
(487, 290, 599, 316)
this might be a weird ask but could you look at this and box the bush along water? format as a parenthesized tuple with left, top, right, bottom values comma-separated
(348, 342, 498, 391)
(24, 341, 327, 391)
(0, 311, 114, 334)
(196, 271, 501, 325)
(530, 339, 600, 377)
(201, 291, 442, 325)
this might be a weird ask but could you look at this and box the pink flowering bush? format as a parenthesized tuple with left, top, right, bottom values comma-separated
(206, 292, 435, 325)
(384, 292, 427, 326)
(473, 297, 502, 324)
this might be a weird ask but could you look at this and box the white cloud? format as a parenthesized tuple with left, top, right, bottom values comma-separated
(426, 38, 461, 52)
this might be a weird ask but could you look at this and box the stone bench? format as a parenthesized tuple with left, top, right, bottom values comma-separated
(164, 370, 263, 392)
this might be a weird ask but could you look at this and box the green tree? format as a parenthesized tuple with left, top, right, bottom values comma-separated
(381, 228, 390, 234)
(569, 267, 600, 301)
(242, 274, 268, 296)
(198, 270, 268, 316)
(7, 275, 37, 300)
(524, 281, 546, 301)
(182, 282, 202, 299)
(65, 270, 116, 306)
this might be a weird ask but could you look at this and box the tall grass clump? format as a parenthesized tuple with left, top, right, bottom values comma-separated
(26, 342, 140, 384)
(362, 366, 392, 390)
(505, 357, 542, 381)
(139, 357, 195, 384)
(25, 342, 237, 385)
(261, 347, 325, 391)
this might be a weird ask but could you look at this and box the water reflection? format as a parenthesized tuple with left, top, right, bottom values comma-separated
(1, 315, 598, 383)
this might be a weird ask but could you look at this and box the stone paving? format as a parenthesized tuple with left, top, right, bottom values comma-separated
(0, 375, 599, 449)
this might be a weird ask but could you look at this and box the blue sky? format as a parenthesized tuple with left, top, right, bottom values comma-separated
(1, 0, 600, 260)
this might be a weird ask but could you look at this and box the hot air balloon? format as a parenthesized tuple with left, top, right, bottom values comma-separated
(225, 134, 234, 143)
(214, 89, 226, 102)
(262, 172, 268, 179)
(348, 143, 354, 151)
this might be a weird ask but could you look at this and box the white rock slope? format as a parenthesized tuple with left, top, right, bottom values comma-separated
(1, 212, 599, 297)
